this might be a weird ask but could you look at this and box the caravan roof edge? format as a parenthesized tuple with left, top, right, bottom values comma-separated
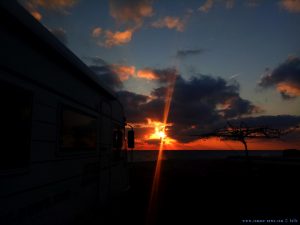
(0, 1, 116, 100)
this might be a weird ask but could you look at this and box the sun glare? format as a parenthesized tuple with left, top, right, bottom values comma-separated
(158, 130, 166, 139)
(147, 119, 176, 145)
(148, 119, 167, 138)
(149, 123, 166, 140)
(147, 67, 178, 224)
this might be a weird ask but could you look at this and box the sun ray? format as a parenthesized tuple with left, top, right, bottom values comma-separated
(146, 67, 178, 225)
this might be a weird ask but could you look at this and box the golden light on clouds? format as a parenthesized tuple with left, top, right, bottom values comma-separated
(31, 10, 42, 21)
(103, 29, 134, 48)
(111, 64, 136, 81)
(280, 0, 300, 13)
(137, 69, 158, 80)
(277, 82, 300, 97)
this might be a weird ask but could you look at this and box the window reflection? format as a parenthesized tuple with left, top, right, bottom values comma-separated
(60, 108, 97, 152)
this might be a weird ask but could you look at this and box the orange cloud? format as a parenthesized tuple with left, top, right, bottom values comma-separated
(89, 1, 154, 49)
(91, 27, 102, 38)
(109, 0, 153, 26)
(151, 16, 186, 32)
(27, 0, 78, 11)
(276, 82, 300, 98)
(102, 28, 134, 48)
(22, 1, 42, 21)
(198, 0, 237, 12)
(111, 64, 136, 81)
(198, 0, 214, 13)
(22, 0, 77, 21)
(258, 56, 300, 99)
(31, 10, 42, 21)
(137, 69, 158, 80)
(280, 0, 300, 13)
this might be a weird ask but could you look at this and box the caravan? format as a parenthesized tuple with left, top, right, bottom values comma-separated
(0, 2, 132, 224)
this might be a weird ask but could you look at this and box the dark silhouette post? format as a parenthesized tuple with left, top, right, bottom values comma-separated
(241, 139, 248, 157)
(126, 123, 135, 162)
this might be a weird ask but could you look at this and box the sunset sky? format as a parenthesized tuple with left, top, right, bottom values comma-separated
(20, 0, 300, 150)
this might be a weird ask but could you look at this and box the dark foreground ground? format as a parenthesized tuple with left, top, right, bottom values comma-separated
(77, 158, 300, 225)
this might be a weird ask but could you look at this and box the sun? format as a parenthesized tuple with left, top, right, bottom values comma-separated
(149, 125, 167, 140)
(146, 118, 176, 145)
(158, 130, 166, 139)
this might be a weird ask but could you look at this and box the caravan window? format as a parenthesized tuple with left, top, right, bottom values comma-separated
(0, 80, 32, 171)
(60, 107, 97, 152)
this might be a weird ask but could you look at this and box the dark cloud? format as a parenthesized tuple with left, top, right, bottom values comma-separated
(89, 65, 123, 90)
(86, 57, 123, 90)
(176, 48, 206, 58)
(84, 56, 107, 65)
(153, 68, 178, 84)
(220, 96, 260, 118)
(258, 56, 300, 99)
(50, 28, 67, 45)
(228, 115, 300, 129)
(117, 90, 149, 123)
(163, 75, 259, 142)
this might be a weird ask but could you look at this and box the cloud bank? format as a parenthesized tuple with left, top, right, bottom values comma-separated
(119, 68, 260, 143)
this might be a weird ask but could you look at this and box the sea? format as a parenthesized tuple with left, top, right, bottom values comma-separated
(126, 150, 284, 162)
